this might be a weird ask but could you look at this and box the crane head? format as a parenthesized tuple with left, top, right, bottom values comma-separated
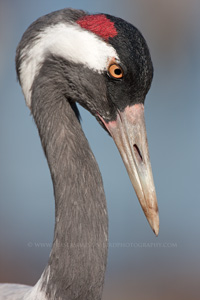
(16, 9, 159, 235)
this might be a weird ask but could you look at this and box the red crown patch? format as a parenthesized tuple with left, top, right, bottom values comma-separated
(77, 14, 118, 41)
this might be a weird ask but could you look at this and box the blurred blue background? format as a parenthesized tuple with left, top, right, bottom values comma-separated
(0, 0, 200, 299)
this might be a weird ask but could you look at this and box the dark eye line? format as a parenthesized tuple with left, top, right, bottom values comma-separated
(106, 72, 124, 81)
(106, 71, 124, 81)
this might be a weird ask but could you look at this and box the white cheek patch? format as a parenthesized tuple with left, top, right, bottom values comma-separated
(19, 23, 119, 108)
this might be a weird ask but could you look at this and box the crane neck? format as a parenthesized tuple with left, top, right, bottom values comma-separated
(27, 61, 108, 300)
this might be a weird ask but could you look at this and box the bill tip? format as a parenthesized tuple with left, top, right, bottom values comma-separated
(153, 226, 159, 236)
(148, 211, 159, 236)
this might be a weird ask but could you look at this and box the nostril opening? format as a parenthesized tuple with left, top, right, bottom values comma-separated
(133, 144, 143, 163)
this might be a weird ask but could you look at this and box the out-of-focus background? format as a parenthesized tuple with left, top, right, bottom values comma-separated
(0, 0, 200, 299)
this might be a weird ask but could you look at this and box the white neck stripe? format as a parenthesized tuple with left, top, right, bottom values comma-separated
(19, 23, 118, 108)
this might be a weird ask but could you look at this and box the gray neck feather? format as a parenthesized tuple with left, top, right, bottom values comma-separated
(30, 60, 108, 300)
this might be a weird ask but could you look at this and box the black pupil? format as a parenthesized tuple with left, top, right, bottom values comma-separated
(114, 68, 122, 75)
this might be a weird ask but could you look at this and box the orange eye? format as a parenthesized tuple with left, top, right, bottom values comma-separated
(108, 63, 124, 79)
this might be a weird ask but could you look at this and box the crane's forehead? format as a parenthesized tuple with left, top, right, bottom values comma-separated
(76, 14, 118, 41)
